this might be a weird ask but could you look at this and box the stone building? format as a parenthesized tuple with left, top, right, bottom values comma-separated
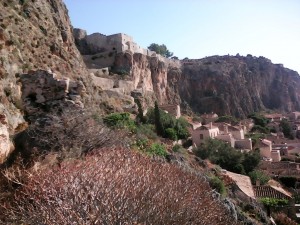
(159, 104, 181, 119)
(258, 139, 281, 162)
(192, 122, 220, 146)
(73, 29, 156, 56)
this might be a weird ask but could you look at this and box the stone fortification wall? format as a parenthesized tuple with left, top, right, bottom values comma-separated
(85, 33, 115, 53)
(74, 29, 161, 57)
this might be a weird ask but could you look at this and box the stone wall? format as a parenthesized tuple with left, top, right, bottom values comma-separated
(74, 29, 160, 58)
(19, 70, 85, 121)
(159, 104, 181, 118)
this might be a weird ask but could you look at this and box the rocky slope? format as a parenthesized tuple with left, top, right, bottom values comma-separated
(0, 0, 87, 119)
(0, 0, 90, 162)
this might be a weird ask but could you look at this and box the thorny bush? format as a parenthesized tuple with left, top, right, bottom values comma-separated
(1, 148, 237, 225)
(11, 108, 117, 165)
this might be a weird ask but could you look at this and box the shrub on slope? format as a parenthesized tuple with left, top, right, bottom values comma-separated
(1, 148, 236, 224)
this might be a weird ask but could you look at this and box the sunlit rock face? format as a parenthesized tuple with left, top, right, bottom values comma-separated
(0, 114, 13, 164)
(169, 55, 300, 118)
(0, 0, 90, 163)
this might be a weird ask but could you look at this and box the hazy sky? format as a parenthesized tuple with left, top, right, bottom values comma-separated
(64, 0, 300, 73)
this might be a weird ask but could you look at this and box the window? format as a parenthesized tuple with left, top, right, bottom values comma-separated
(200, 134, 204, 140)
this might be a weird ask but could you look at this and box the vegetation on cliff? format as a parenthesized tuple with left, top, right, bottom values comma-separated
(148, 43, 173, 58)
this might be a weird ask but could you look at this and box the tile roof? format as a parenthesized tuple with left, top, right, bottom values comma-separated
(225, 171, 255, 198)
(254, 185, 292, 199)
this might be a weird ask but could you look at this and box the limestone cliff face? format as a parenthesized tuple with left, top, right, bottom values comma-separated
(0, 0, 88, 134)
(170, 55, 300, 117)
(111, 52, 300, 118)
(112, 52, 173, 104)
(0, 0, 90, 163)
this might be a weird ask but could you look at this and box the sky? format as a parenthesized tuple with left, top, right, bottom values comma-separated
(64, 0, 300, 73)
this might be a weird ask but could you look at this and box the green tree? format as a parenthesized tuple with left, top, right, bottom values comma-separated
(148, 43, 173, 58)
(215, 115, 238, 124)
(260, 197, 288, 216)
(248, 113, 270, 127)
(175, 118, 189, 139)
(242, 150, 261, 174)
(195, 139, 245, 174)
(209, 176, 226, 196)
(135, 98, 146, 124)
(165, 128, 177, 140)
(279, 176, 297, 188)
(154, 101, 165, 136)
(146, 107, 189, 140)
(279, 119, 294, 139)
(248, 170, 270, 185)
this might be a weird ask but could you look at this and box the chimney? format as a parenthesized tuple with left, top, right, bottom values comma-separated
(256, 179, 260, 187)
(224, 125, 228, 134)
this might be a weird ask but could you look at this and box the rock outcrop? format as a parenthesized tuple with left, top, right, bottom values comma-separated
(0, 114, 13, 163)
(172, 55, 300, 117)
(19, 70, 85, 121)
(0, 0, 89, 163)
(0, 0, 88, 128)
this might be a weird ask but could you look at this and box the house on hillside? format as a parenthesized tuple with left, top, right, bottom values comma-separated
(254, 185, 292, 200)
(215, 133, 235, 147)
(223, 170, 255, 202)
(289, 111, 300, 121)
(240, 118, 255, 133)
(254, 183, 294, 218)
(260, 161, 300, 177)
(192, 122, 219, 146)
(227, 124, 245, 139)
(201, 112, 218, 123)
(258, 139, 281, 162)
(264, 113, 285, 122)
(192, 122, 252, 149)
(214, 123, 244, 148)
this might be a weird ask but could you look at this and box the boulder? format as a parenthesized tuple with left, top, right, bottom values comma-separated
(0, 114, 13, 164)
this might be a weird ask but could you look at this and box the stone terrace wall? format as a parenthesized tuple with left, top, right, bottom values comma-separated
(159, 104, 181, 118)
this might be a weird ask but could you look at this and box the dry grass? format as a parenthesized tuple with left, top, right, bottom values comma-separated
(0, 148, 237, 224)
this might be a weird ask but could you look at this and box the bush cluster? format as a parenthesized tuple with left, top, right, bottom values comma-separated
(1, 148, 237, 224)
(146, 107, 189, 140)
(195, 139, 260, 174)
(103, 112, 136, 132)
(209, 176, 226, 196)
(248, 170, 270, 185)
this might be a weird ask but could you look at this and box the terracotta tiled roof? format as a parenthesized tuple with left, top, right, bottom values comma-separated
(254, 185, 291, 199)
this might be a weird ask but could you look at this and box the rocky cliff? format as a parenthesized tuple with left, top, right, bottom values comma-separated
(75, 30, 300, 118)
(172, 55, 300, 118)
(110, 53, 300, 118)
(0, 0, 89, 162)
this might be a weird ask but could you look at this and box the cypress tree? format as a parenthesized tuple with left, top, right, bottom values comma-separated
(154, 101, 164, 136)
(135, 98, 145, 124)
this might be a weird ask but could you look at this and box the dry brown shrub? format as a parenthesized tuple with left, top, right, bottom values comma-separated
(0, 148, 237, 225)
(11, 108, 118, 166)
(274, 212, 298, 225)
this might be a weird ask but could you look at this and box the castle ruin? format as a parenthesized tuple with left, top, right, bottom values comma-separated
(73, 29, 157, 57)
